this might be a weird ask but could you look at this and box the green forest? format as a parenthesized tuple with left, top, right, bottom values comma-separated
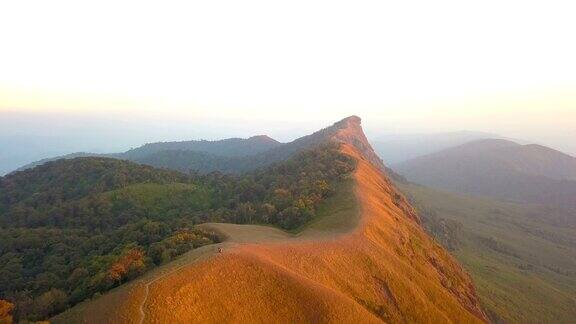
(0, 143, 356, 322)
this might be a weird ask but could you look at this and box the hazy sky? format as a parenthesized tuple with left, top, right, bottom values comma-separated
(1, 1, 575, 155)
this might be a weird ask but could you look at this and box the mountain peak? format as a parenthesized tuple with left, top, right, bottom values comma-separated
(328, 116, 385, 170)
(247, 135, 280, 144)
(333, 115, 362, 127)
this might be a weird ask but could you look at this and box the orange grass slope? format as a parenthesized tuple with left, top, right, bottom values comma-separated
(142, 117, 487, 323)
(54, 116, 488, 323)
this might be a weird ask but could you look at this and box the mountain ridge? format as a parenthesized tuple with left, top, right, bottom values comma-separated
(372, 131, 503, 165)
(51, 116, 487, 323)
(13, 135, 282, 173)
(13, 116, 386, 177)
(122, 135, 281, 160)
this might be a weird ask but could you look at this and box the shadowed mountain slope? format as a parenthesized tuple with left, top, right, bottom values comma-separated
(394, 139, 576, 209)
(373, 131, 500, 165)
(397, 181, 576, 323)
(52, 116, 487, 323)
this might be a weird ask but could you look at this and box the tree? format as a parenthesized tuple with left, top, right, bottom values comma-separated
(279, 207, 303, 230)
(107, 247, 146, 283)
(237, 203, 256, 223)
(33, 289, 68, 320)
(272, 189, 292, 210)
(0, 299, 14, 324)
(258, 203, 277, 223)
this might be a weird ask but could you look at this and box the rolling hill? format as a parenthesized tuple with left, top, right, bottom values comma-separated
(120, 135, 281, 160)
(47, 116, 487, 323)
(394, 139, 576, 209)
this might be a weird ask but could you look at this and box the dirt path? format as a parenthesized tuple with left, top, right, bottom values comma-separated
(51, 176, 358, 324)
(136, 223, 298, 324)
(137, 243, 223, 324)
(136, 209, 358, 324)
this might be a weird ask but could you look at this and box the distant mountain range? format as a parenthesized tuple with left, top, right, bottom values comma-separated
(394, 139, 576, 209)
(16, 117, 384, 176)
(15, 135, 280, 173)
(372, 131, 502, 165)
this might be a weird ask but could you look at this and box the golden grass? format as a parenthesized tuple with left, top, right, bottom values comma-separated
(53, 144, 487, 323)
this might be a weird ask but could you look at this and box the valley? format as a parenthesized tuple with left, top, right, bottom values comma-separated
(398, 182, 576, 323)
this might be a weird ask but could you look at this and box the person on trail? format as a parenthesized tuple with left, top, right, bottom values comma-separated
(218, 247, 223, 253)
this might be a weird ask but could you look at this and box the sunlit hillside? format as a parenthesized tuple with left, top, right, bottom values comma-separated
(49, 117, 487, 323)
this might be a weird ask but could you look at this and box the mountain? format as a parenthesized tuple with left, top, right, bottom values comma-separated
(397, 181, 576, 323)
(394, 139, 576, 209)
(121, 135, 281, 160)
(14, 135, 280, 173)
(15, 152, 118, 173)
(47, 116, 487, 323)
(0, 133, 137, 177)
(16, 117, 383, 176)
(372, 131, 500, 165)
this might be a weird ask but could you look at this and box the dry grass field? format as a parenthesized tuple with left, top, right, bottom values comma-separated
(53, 144, 487, 323)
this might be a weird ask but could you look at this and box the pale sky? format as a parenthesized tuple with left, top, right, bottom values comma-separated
(1, 1, 575, 156)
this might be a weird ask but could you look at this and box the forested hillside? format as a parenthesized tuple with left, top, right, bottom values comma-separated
(0, 144, 355, 322)
(14, 135, 281, 174)
(121, 135, 281, 160)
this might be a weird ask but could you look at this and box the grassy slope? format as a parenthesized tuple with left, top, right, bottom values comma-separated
(106, 182, 213, 216)
(123, 145, 485, 323)
(397, 182, 576, 324)
(52, 180, 359, 323)
(294, 179, 359, 236)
